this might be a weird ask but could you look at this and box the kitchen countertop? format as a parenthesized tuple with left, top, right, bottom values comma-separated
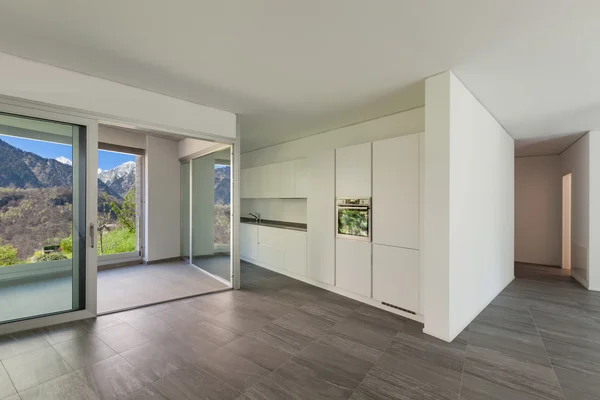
(240, 217, 307, 232)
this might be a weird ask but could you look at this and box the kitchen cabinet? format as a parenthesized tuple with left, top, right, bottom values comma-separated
(294, 158, 309, 198)
(279, 161, 295, 198)
(373, 244, 419, 313)
(307, 150, 336, 285)
(240, 223, 258, 260)
(245, 224, 307, 275)
(336, 238, 372, 298)
(240, 158, 308, 199)
(283, 229, 307, 276)
(372, 134, 419, 249)
(336, 142, 371, 198)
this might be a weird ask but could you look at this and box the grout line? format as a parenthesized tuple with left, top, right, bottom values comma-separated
(528, 308, 567, 400)
(457, 323, 471, 399)
(1, 358, 20, 397)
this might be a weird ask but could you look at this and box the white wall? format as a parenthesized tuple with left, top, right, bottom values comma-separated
(562, 134, 590, 287)
(178, 138, 221, 159)
(144, 136, 181, 262)
(241, 107, 424, 167)
(0, 52, 236, 140)
(424, 71, 514, 341)
(98, 125, 147, 149)
(514, 156, 562, 266)
(241, 199, 307, 223)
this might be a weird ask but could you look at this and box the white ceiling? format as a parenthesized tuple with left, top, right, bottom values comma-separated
(0, 1, 599, 152)
(514, 133, 585, 157)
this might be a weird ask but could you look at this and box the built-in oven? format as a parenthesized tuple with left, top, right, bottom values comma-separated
(336, 198, 371, 242)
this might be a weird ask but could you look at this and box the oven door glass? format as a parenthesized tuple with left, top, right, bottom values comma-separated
(338, 207, 370, 238)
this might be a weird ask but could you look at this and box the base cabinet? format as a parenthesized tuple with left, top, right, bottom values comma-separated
(336, 239, 372, 298)
(372, 244, 419, 313)
(240, 224, 258, 260)
(244, 224, 307, 275)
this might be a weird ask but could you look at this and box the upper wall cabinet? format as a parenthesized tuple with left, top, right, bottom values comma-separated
(336, 143, 372, 198)
(241, 158, 308, 199)
(372, 134, 419, 249)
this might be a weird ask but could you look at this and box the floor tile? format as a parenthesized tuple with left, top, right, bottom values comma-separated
(77, 354, 153, 400)
(113, 309, 150, 324)
(554, 366, 600, 400)
(246, 323, 312, 354)
(315, 331, 383, 364)
(271, 308, 335, 339)
(80, 316, 122, 334)
(542, 336, 600, 377)
(196, 347, 270, 392)
(158, 329, 219, 366)
(293, 342, 373, 392)
(460, 369, 561, 400)
(350, 365, 456, 400)
(18, 372, 98, 400)
(242, 375, 325, 400)
(0, 331, 49, 361)
(265, 288, 318, 308)
(299, 297, 355, 324)
(37, 321, 92, 345)
(1, 395, 19, 400)
(224, 336, 291, 372)
(210, 308, 272, 335)
(273, 359, 355, 400)
(0, 362, 16, 400)
(331, 317, 393, 352)
(52, 336, 116, 369)
(185, 320, 240, 346)
(3, 346, 72, 392)
(123, 386, 167, 399)
(121, 342, 190, 381)
(94, 323, 150, 353)
(151, 365, 240, 400)
(122, 314, 174, 341)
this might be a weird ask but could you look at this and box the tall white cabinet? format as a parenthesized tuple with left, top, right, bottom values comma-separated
(336, 142, 371, 198)
(371, 133, 420, 313)
(307, 150, 335, 285)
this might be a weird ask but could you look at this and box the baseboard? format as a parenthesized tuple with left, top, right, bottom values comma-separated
(144, 256, 182, 265)
(241, 256, 424, 324)
(572, 271, 589, 289)
(447, 275, 515, 341)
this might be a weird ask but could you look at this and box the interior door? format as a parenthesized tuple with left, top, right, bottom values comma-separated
(0, 110, 97, 324)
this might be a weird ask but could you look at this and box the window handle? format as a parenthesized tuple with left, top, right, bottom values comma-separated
(90, 223, 95, 248)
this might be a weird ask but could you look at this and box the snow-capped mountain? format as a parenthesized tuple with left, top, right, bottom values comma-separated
(55, 156, 72, 166)
(99, 161, 136, 197)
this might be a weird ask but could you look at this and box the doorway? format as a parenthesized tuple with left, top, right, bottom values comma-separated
(562, 173, 572, 270)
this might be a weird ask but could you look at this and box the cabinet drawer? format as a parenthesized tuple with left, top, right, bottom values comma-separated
(372, 244, 419, 313)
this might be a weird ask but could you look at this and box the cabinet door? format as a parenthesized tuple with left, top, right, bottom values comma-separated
(373, 134, 419, 249)
(257, 226, 284, 269)
(336, 142, 371, 198)
(263, 163, 281, 198)
(284, 230, 307, 276)
(279, 161, 296, 198)
(307, 150, 336, 285)
(294, 158, 309, 198)
(372, 244, 419, 313)
(240, 223, 258, 260)
(336, 239, 371, 298)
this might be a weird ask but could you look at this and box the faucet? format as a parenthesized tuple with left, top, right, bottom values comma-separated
(248, 212, 261, 223)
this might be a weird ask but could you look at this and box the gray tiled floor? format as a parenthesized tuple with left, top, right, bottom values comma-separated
(1, 262, 599, 399)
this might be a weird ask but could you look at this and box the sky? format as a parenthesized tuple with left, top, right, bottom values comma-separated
(0, 134, 135, 171)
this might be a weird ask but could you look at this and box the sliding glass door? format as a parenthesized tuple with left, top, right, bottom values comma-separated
(181, 146, 232, 285)
(0, 111, 92, 324)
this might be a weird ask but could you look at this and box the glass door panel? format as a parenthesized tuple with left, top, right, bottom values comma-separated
(191, 147, 231, 283)
(0, 112, 87, 324)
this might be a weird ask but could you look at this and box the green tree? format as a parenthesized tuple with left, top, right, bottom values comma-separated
(109, 189, 136, 233)
(0, 239, 19, 266)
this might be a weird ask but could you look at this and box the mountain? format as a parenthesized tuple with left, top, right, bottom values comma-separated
(55, 156, 72, 166)
(0, 138, 120, 198)
(99, 161, 136, 197)
(214, 166, 230, 205)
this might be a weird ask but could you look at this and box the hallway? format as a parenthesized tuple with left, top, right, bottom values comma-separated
(0, 262, 598, 399)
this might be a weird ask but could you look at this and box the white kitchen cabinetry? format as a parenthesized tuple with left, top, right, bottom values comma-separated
(373, 134, 419, 249)
(373, 244, 419, 313)
(279, 161, 295, 198)
(240, 223, 258, 260)
(249, 225, 307, 275)
(336, 142, 372, 198)
(283, 229, 307, 276)
(294, 158, 309, 198)
(307, 150, 336, 285)
(336, 238, 372, 298)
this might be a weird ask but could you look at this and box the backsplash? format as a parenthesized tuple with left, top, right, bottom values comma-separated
(241, 198, 307, 223)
